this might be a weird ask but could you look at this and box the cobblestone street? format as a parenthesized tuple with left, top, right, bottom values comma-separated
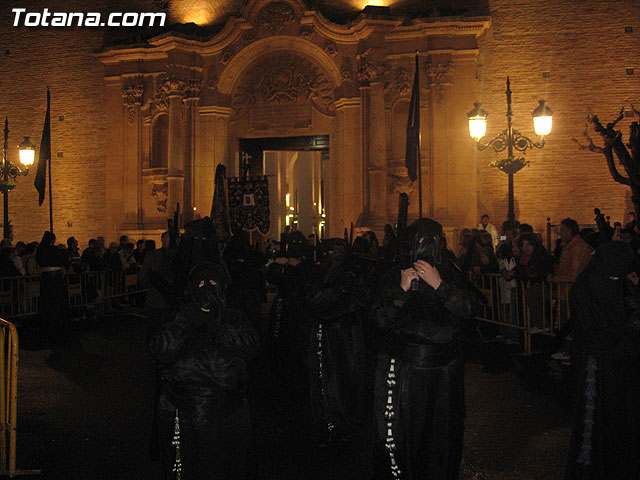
(14, 314, 571, 480)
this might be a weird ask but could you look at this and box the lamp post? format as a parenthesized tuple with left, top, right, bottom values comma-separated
(1, 118, 35, 239)
(468, 77, 552, 229)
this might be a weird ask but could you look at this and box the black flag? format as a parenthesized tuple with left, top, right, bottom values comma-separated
(34, 88, 50, 206)
(405, 55, 420, 182)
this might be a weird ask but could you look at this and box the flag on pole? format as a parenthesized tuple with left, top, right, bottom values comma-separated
(34, 88, 50, 206)
(405, 55, 420, 182)
(210, 164, 231, 244)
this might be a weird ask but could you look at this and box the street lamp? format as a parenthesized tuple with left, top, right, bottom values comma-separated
(468, 77, 552, 229)
(2, 118, 34, 239)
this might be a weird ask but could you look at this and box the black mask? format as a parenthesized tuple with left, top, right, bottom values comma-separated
(187, 262, 227, 311)
(406, 218, 444, 266)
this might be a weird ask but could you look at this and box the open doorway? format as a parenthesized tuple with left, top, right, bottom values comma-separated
(239, 136, 329, 242)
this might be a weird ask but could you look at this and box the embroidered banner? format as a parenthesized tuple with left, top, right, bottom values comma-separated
(227, 176, 270, 234)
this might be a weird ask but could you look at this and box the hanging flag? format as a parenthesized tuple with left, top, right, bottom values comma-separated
(405, 55, 420, 182)
(34, 88, 50, 206)
(227, 176, 270, 235)
(210, 164, 231, 244)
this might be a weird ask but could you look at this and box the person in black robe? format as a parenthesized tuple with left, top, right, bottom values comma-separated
(265, 231, 314, 394)
(36, 231, 71, 347)
(223, 231, 267, 340)
(372, 218, 477, 480)
(307, 238, 369, 445)
(149, 262, 259, 480)
(565, 241, 640, 479)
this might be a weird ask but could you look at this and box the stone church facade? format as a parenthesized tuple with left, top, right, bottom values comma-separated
(0, 0, 638, 244)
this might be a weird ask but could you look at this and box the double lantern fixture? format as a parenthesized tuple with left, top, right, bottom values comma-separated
(467, 77, 553, 228)
(2, 117, 36, 238)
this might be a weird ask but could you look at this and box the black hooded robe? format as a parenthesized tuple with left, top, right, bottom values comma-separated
(149, 263, 259, 480)
(565, 242, 640, 480)
(307, 251, 369, 443)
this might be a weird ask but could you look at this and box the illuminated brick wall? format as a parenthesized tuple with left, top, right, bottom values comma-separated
(475, 0, 640, 232)
(1, 0, 639, 245)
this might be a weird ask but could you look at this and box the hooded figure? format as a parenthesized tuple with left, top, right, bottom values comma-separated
(36, 231, 71, 346)
(307, 238, 369, 445)
(149, 261, 259, 480)
(372, 218, 477, 480)
(265, 230, 315, 395)
(565, 241, 640, 480)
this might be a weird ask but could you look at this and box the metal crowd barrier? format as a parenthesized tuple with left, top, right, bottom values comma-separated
(0, 318, 39, 477)
(470, 273, 572, 355)
(0, 271, 145, 320)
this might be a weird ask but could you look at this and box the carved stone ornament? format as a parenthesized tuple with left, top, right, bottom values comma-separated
(243, 30, 257, 45)
(388, 172, 416, 195)
(184, 78, 203, 99)
(151, 182, 168, 213)
(356, 49, 384, 86)
(426, 56, 455, 106)
(300, 28, 313, 39)
(341, 57, 354, 83)
(257, 2, 296, 35)
(384, 66, 411, 106)
(232, 53, 335, 119)
(121, 81, 145, 124)
(207, 65, 218, 92)
(221, 46, 234, 65)
(323, 41, 338, 58)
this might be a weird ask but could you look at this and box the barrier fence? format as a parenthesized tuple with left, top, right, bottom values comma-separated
(470, 273, 572, 355)
(0, 271, 145, 321)
(0, 318, 39, 477)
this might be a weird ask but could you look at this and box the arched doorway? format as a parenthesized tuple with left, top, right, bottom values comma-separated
(239, 135, 329, 240)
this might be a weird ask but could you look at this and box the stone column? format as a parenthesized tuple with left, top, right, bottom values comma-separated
(369, 80, 387, 220)
(121, 79, 145, 229)
(197, 106, 231, 216)
(333, 98, 362, 235)
(183, 84, 199, 222)
(163, 77, 186, 218)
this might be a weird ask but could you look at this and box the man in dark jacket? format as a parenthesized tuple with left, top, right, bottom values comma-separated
(149, 262, 259, 480)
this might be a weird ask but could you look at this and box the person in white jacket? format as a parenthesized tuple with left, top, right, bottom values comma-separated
(477, 214, 499, 248)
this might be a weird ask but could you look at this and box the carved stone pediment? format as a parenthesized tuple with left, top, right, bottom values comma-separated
(256, 2, 297, 35)
(231, 53, 335, 121)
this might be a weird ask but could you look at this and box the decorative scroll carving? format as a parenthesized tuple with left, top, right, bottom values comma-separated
(300, 28, 313, 39)
(323, 41, 338, 58)
(257, 2, 296, 34)
(388, 173, 416, 195)
(341, 57, 354, 83)
(121, 80, 145, 124)
(221, 46, 234, 65)
(426, 56, 455, 106)
(232, 53, 335, 121)
(184, 78, 202, 99)
(207, 65, 218, 92)
(243, 30, 257, 45)
(151, 182, 168, 213)
(356, 49, 384, 86)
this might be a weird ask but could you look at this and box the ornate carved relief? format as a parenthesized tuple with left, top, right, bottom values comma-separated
(356, 49, 384, 86)
(388, 172, 416, 194)
(341, 57, 354, 83)
(300, 28, 313, 39)
(232, 53, 335, 122)
(243, 30, 257, 45)
(425, 56, 455, 107)
(221, 47, 234, 65)
(121, 80, 144, 124)
(257, 2, 296, 35)
(207, 65, 218, 92)
(323, 41, 338, 58)
(384, 66, 411, 105)
(151, 182, 168, 213)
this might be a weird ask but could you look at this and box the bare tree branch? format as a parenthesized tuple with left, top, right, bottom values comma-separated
(603, 145, 632, 186)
